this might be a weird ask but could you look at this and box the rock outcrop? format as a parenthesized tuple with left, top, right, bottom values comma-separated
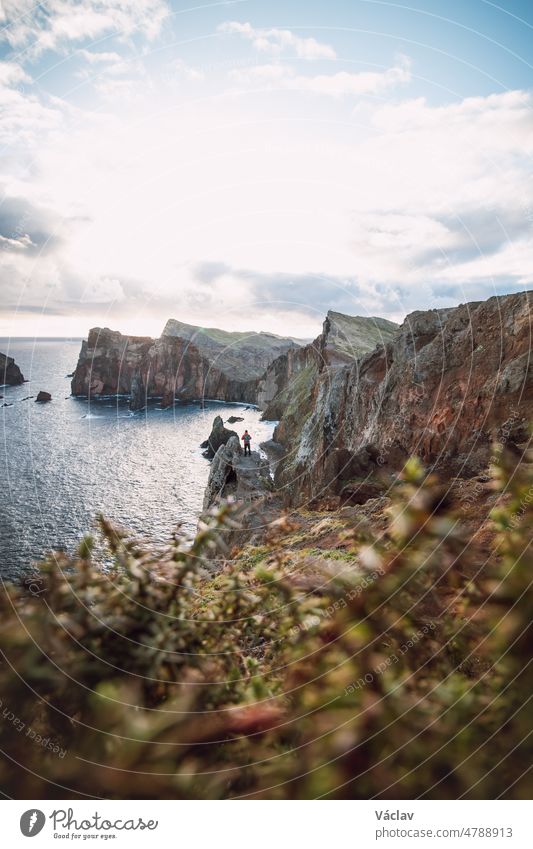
(71, 322, 302, 410)
(203, 436, 271, 510)
(0, 352, 24, 386)
(201, 415, 239, 459)
(35, 391, 52, 403)
(271, 292, 533, 505)
(71, 328, 259, 410)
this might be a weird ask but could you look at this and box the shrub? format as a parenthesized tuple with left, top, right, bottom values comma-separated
(0, 450, 531, 799)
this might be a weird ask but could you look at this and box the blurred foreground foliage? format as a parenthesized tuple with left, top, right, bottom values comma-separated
(0, 448, 531, 799)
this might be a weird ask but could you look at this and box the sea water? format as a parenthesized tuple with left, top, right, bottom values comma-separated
(0, 338, 275, 580)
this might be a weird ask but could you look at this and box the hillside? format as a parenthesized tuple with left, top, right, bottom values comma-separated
(256, 311, 399, 420)
(321, 310, 399, 364)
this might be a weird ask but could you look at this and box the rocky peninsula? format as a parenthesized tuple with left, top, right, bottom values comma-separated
(71, 321, 302, 410)
(200, 291, 532, 544)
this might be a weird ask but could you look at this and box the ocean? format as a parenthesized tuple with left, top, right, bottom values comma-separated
(0, 338, 275, 581)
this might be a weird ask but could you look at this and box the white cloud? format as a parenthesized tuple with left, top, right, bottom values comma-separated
(0, 233, 35, 250)
(219, 21, 337, 60)
(228, 55, 411, 97)
(289, 57, 411, 97)
(0, 0, 169, 54)
(0, 64, 65, 147)
(371, 89, 533, 136)
(0, 61, 31, 86)
(1, 19, 532, 337)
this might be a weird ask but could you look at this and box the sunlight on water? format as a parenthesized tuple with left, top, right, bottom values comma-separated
(0, 340, 275, 580)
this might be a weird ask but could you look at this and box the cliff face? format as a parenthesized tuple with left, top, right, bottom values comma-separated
(71, 326, 278, 409)
(272, 292, 532, 504)
(0, 352, 24, 386)
(256, 312, 399, 419)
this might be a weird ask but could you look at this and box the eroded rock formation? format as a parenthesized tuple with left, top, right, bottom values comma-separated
(71, 328, 260, 410)
(201, 415, 239, 459)
(0, 352, 24, 386)
(202, 436, 271, 510)
(271, 292, 532, 505)
(256, 311, 398, 418)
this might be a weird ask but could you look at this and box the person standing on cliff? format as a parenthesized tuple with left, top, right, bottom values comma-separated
(241, 429, 252, 456)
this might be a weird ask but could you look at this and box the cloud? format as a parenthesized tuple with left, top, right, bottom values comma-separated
(189, 262, 372, 315)
(1, 13, 532, 339)
(287, 57, 411, 97)
(371, 90, 533, 139)
(0, 233, 35, 251)
(76, 49, 131, 76)
(0, 69, 65, 147)
(0, 61, 31, 86)
(219, 21, 337, 60)
(228, 55, 411, 97)
(0, 0, 169, 54)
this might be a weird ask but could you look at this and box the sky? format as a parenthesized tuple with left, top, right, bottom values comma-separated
(0, 0, 532, 339)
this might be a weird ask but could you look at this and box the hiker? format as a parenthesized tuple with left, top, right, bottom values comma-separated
(241, 429, 252, 456)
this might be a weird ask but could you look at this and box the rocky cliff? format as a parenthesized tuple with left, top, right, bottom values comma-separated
(0, 352, 24, 386)
(270, 292, 532, 505)
(71, 322, 298, 410)
(162, 319, 302, 381)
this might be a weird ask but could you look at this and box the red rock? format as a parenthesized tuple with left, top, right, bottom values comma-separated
(0, 352, 24, 386)
(270, 292, 533, 503)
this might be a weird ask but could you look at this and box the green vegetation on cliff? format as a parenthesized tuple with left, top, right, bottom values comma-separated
(162, 318, 303, 380)
(324, 310, 398, 361)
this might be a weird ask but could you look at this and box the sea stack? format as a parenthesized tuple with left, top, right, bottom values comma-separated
(35, 391, 52, 403)
(0, 352, 25, 386)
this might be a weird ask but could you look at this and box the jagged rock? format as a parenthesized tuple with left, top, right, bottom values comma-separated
(160, 391, 175, 409)
(0, 352, 24, 386)
(272, 291, 533, 504)
(256, 313, 398, 415)
(203, 436, 272, 510)
(71, 320, 303, 410)
(203, 436, 242, 509)
(201, 415, 239, 459)
(35, 391, 51, 403)
(227, 415, 244, 423)
(71, 327, 260, 408)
